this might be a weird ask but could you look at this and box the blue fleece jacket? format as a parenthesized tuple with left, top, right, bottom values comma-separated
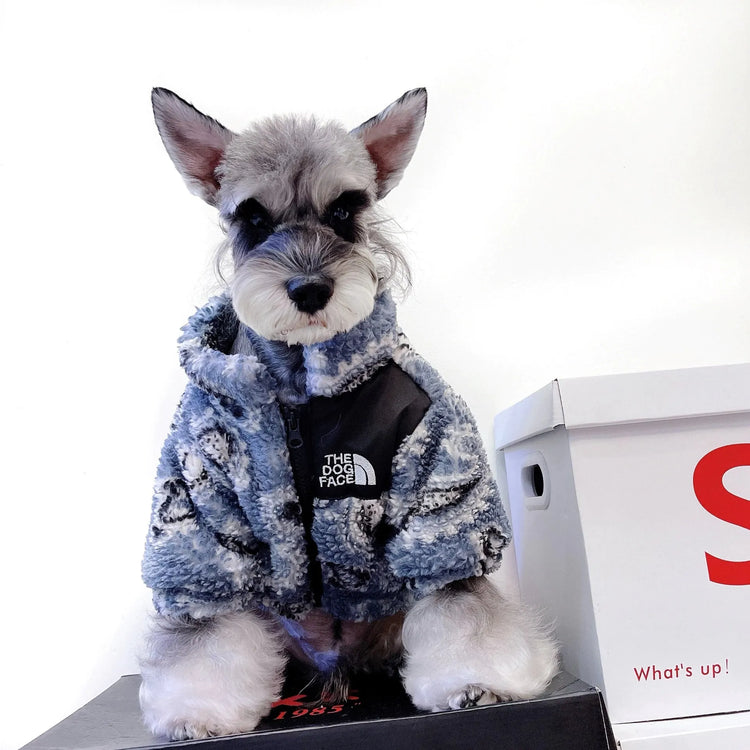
(142, 293, 510, 621)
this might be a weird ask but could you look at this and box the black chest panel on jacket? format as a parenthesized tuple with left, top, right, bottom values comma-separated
(306, 361, 431, 500)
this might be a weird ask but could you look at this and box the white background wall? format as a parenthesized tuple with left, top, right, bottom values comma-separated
(1, 1, 748, 747)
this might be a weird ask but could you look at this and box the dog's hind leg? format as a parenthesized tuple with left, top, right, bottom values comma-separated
(400, 577, 558, 711)
(139, 611, 287, 740)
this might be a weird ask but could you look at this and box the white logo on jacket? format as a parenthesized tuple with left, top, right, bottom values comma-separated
(319, 452, 376, 488)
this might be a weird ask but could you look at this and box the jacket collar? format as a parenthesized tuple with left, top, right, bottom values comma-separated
(178, 292, 401, 403)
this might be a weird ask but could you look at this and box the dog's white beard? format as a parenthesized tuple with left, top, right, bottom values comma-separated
(230, 260, 378, 346)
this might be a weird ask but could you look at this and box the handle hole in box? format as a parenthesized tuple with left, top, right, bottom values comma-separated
(520, 453, 550, 510)
(523, 464, 545, 497)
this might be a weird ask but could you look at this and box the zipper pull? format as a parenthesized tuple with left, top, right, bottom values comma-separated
(285, 407, 304, 450)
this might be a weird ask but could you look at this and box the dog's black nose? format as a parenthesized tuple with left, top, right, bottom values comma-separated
(287, 278, 334, 314)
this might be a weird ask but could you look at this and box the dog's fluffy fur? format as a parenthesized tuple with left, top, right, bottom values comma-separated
(140, 613, 287, 740)
(140, 88, 558, 740)
(402, 578, 558, 710)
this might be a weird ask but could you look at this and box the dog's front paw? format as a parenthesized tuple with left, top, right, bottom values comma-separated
(401, 578, 559, 713)
(446, 685, 501, 710)
(140, 682, 265, 740)
(159, 719, 230, 742)
(139, 612, 287, 740)
(154, 716, 262, 741)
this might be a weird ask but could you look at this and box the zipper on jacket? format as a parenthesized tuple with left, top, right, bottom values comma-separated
(282, 404, 323, 606)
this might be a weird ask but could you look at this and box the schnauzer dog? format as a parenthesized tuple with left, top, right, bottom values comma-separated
(139, 88, 558, 740)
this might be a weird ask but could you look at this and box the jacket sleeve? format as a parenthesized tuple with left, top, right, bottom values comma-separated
(141, 386, 272, 618)
(384, 371, 511, 600)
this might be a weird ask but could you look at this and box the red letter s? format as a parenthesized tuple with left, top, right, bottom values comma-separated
(693, 444, 750, 585)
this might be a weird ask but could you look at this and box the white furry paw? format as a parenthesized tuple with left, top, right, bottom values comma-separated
(146, 717, 259, 742)
(400, 578, 559, 712)
(139, 684, 266, 741)
(139, 611, 287, 739)
(446, 685, 501, 710)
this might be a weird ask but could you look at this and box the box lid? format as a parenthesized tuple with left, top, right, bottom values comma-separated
(20, 671, 615, 750)
(494, 363, 750, 449)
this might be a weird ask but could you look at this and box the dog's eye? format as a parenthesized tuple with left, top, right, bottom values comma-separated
(324, 190, 370, 242)
(233, 198, 274, 252)
(235, 198, 272, 227)
(249, 213, 268, 227)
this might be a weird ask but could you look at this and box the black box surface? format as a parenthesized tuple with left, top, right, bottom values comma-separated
(22, 669, 615, 750)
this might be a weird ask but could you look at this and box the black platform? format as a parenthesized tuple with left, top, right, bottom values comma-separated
(22, 669, 615, 750)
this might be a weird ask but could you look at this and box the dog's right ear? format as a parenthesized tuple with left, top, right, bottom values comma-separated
(151, 88, 235, 205)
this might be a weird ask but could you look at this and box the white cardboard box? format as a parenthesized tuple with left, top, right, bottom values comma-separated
(493, 364, 750, 726)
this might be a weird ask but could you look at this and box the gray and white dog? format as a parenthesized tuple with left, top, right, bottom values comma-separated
(139, 88, 558, 740)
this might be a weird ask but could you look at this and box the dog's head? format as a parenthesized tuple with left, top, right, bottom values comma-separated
(152, 88, 427, 345)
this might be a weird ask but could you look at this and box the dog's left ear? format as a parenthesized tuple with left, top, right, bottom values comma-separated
(151, 88, 236, 205)
(352, 88, 427, 199)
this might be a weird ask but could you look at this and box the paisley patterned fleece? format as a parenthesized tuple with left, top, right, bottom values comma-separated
(142, 292, 510, 622)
